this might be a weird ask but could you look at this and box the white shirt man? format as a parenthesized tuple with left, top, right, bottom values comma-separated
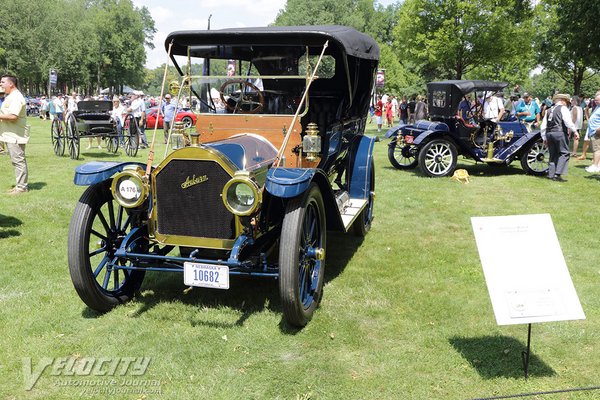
(483, 94, 505, 122)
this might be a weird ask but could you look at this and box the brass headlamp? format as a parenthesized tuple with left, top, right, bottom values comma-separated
(111, 165, 149, 208)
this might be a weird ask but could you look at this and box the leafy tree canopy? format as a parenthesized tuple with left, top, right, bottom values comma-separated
(0, 0, 155, 96)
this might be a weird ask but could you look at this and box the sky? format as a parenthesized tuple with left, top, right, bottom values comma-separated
(132, 0, 395, 69)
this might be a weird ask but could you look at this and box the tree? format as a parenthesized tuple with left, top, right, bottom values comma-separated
(0, 0, 155, 95)
(534, 0, 600, 95)
(394, 0, 535, 83)
(273, 0, 413, 93)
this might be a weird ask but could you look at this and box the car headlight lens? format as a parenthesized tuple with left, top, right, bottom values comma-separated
(111, 166, 149, 208)
(222, 174, 261, 216)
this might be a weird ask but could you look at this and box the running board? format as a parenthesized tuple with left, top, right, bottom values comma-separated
(340, 199, 368, 231)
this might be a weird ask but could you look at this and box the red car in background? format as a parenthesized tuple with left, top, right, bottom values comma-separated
(145, 107, 196, 129)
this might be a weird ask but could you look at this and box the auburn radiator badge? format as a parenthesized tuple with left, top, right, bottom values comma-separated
(181, 174, 209, 189)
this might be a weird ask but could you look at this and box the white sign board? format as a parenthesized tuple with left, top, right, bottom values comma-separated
(471, 214, 585, 326)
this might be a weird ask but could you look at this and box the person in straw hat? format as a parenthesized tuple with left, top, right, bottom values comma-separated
(540, 93, 578, 181)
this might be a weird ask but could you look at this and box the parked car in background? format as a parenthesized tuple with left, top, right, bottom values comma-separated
(386, 80, 548, 177)
(68, 26, 379, 327)
(145, 106, 196, 129)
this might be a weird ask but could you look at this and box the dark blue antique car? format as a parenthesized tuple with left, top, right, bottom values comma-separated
(68, 26, 379, 327)
(386, 80, 548, 177)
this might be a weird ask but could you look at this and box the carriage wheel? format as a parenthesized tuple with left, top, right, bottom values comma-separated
(123, 114, 139, 157)
(106, 136, 119, 154)
(66, 114, 80, 160)
(51, 118, 65, 156)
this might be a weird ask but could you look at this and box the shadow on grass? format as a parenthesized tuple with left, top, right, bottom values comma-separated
(27, 182, 47, 191)
(82, 232, 363, 335)
(0, 214, 22, 238)
(449, 335, 555, 379)
(381, 162, 527, 177)
(82, 231, 364, 333)
(79, 151, 123, 159)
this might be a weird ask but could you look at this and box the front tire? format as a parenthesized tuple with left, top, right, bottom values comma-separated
(279, 184, 326, 327)
(388, 139, 418, 169)
(68, 181, 146, 312)
(418, 138, 457, 177)
(51, 119, 65, 156)
(520, 138, 549, 176)
(66, 114, 80, 160)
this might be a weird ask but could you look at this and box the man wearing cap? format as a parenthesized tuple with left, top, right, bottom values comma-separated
(515, 93, 541, 132)
(0, 74, 29, 194)
(540, 93, 578, 181)
(161, 94, 176, 144)
(483, 92, 505, 122)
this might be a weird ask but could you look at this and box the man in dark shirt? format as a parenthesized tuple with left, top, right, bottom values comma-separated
(399, 96, 409, 124)
(408, 96, 416, 123)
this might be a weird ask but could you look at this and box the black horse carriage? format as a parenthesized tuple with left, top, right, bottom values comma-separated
(51, 100, 139, 160)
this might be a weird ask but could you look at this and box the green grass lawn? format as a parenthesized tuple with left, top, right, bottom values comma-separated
(1, 117, 599, 399)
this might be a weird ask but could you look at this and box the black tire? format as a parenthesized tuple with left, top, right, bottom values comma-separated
(388, 139, 418, 169)
(520, 138, 549, 176)
(353, 159, 375, 237)
(279, 184, 326, 327)
(51, 118, 65, 156)
(66, 114, 80, 160)
(124, 114, 139, 157)
(68, 181, 146, 312)
(418, 138, 458, 177)
(181, 116, 193, 129)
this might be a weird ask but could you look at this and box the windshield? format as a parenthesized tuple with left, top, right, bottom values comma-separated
(169, 48, 336, 116)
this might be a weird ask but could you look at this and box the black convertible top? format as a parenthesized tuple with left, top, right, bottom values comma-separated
(428, 80, 508, 95)
(165, 25, 379, 61)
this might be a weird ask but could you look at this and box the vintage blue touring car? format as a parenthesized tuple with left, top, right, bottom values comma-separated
(68, 26, 379, 327)
(386, 80, 548, 177)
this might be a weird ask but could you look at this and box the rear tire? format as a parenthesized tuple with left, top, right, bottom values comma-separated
(353, 159, 375, 237)
(123, 114, 139, 157)
(418, 138, 457, 177)
(520, 138, 549, 176)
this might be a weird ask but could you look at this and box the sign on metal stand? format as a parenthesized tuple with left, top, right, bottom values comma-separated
(471, 214, 585, 378)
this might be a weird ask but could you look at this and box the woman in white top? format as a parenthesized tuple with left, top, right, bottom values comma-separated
(570, 96, 584, 156)
(111, 98, 125, 144)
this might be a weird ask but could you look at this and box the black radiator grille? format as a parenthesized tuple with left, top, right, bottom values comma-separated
(154, 159, 235, 240)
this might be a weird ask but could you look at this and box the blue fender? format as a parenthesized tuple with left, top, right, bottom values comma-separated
(265, 168, 317, 198)
(349, 136, 376, 199)
(413, 130, 446, 145)
(494, 131, 542, 161)
(74, 161, 147, 186)
(384, 125, 403, 139)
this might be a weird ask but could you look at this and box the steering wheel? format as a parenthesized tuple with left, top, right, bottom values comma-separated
(219, 79, 265, 114)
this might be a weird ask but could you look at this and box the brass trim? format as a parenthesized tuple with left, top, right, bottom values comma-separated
(221, 173, 262, 216)
(110, 166, 149, 209)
